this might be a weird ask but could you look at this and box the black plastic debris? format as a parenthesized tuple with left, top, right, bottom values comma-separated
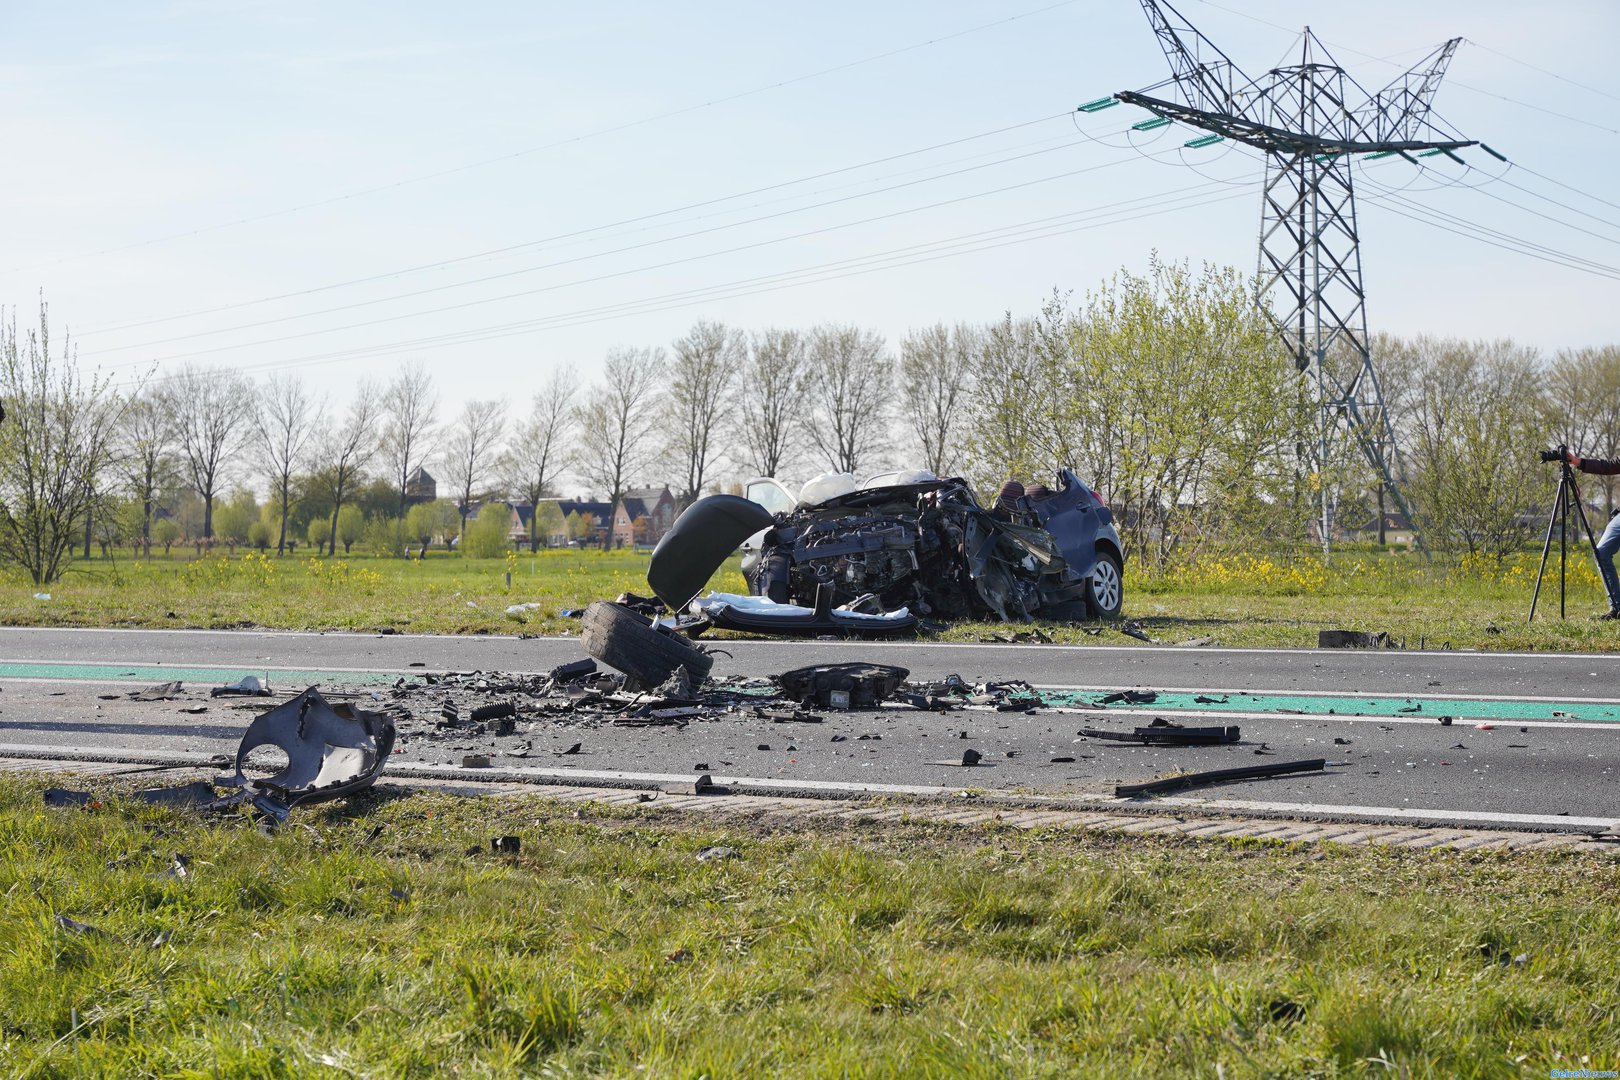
(548, 658, 597, 684)
(129, 681, 184, 702)
(54, 914, 107, 937)
(1318, 629, 1392, 648)
(216, 686, 395, 822)
(1081, 724, 1240, 746)
(1115, 758, 1326, 797)
(755, 706, 824, 723)
(776, 663, 909, 709)
(1099, 690, 1158, 705)
(45, 780, 226, 811)
(470, 701, 516, 723)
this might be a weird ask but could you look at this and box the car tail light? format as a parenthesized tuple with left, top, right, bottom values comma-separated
(1091, 486, 1108, 509)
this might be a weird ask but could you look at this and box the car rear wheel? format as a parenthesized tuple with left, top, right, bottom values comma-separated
(581, 601, 714, 688)
(1085, 553, 1124, 619)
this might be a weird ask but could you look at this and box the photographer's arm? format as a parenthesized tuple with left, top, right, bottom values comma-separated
(1565, 448, 1620, 475)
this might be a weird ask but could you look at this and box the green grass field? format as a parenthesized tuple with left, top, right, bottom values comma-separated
(3, 545, 1617, 651)
(3, 775, 1618, 1077)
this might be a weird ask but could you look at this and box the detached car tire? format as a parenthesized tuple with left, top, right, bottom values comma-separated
(1085, 553, 1124, 619)
(581, 601, 713, 688)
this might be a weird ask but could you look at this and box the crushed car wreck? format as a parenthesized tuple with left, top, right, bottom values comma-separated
(688, 468, 1124, 634)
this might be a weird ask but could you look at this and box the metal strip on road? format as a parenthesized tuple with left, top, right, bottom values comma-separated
(2, 744, 1615, 835)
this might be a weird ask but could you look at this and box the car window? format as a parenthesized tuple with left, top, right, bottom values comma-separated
(745, 479, 796, 516)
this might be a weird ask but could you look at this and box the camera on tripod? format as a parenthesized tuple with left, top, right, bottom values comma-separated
(1529, 443, 1602, 621)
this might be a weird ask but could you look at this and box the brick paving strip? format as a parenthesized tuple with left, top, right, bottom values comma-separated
(6, 755, 1618, 857)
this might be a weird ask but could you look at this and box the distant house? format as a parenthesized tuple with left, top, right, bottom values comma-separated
(404, 467, 437, 507)
(535, 498, 613, 547)
(1342, 510, 1417, 548)
(612, 487, 676, 548)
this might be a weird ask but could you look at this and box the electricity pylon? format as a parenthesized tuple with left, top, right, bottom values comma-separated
(1115, 0, 1474, 552)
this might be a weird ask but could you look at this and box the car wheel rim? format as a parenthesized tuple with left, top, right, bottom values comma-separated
(1093, 562, 1121, 610)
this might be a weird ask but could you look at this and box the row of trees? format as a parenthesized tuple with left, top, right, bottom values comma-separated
(4, 270, 1617, 583)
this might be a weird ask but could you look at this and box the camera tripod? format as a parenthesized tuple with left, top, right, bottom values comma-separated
(1528, 458, 1603, 622)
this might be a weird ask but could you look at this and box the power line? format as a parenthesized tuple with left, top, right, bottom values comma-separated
(9, 0, 1085, 277)
(89, 137, 1189, 362)
(117, 178, 1256, 383)
(80, 112, 1077, 337)
(1363, 185, 1620, 281)
(1465, 38, 1620, 106)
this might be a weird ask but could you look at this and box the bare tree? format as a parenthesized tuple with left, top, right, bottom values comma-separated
(169, 365, 253, 539)
(665, 320, 744, 506)
(899, 323, 977, 476)
(118, 387, 179, 551)
(381, 361, 439, 518)
(443, 399, 507, 536)
(574, 346, 664, 509)
(0, 302, 120, 584)
(255, 373, 323, 555)
(804, 324, 891, 476)
(310, 383, 382, 556)
(501, 367, 576, 551)
(739, 328, 806, 479)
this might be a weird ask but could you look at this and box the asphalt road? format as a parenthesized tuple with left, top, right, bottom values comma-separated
(2, 627, 1619, 831)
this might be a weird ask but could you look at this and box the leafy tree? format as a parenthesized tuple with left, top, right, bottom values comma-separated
(534, 500, 566, 547)
(306, 515, 331, 555)
(0, 302, 119, 584)
(406, 499, 460, 550)
(336, 504, 366, 554)
(212, 490, 259, 548)
(463, 505, 511, 558)
(1399, 336, 1551, 559)
(152, 517, 181, 556)
(247, 521, 272, 551)
(364, 515, 406, 557)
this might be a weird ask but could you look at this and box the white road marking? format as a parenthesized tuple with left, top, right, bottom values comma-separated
(5, 626, 1620, 662)
(3, 743, 1609, 832)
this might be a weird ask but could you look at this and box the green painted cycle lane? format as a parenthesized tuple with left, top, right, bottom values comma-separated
(3, 662, 1617, 723)
(1022, 690, 1620, 723)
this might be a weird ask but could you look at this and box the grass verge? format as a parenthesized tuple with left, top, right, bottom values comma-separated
(2, 546, 1618, 651)
(2, 775, 1618, 1076)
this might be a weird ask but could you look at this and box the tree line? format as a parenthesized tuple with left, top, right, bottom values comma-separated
(3, 264, 1616, 584)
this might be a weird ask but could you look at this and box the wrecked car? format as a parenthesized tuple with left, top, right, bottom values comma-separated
(730, 468, 1124, 625)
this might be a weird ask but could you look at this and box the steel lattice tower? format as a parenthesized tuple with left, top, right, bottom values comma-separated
(1115, 0, 1474, 550)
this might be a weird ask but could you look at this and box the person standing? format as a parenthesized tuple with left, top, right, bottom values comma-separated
(1563, 449, 1620, 619)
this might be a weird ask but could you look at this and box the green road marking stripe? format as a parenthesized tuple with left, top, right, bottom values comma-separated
(3, 663, 1616, 723)
(1038, 690, 1620, 723)
(0, 662, 399, 686)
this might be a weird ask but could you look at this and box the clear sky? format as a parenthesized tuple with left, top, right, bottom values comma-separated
(2, 0, 1615, 423)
